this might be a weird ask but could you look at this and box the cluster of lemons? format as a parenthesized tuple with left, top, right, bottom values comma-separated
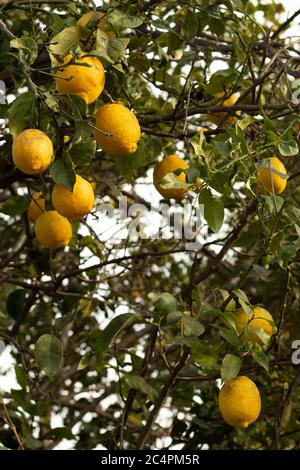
(219, 306, 275, 428)
(11, 12, 141, 250)
(153, 93, 287, 202)
(10, 11, 281, 428)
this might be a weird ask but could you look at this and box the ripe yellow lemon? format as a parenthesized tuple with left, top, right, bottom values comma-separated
(208, 92, 240, 126)
(56, 53, 105, 105)
(236, 306, 275, 346)
(219, 376, 261, 428)
(257, 157, 287, 195)
(77, 11, 115, 39)
(153, 155, 189, 201)
(52, 174, 95, 220)
(94, 103, 141, 155)
(12, 129, 53, 175)
(28, 193, 46, 222)
(35, 211, 72, 249)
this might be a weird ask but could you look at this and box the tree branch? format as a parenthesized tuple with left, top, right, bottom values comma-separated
(136, 348, 190, 450)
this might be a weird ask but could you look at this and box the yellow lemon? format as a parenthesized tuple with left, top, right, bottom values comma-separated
(236, 306, 275, 346)
(52, 174, 95, 220)
(77, 11, 115, 39)
(208, 92, 241, 126)
(56, 53, 105, 105)
(219, 376, 261, 428)
(94, 103, 141, 155)
(35, 211, 72, 249)
(12, 129, 53, 175)
(28, 192, 46, 222)
(257, 157, 287, 195)
(153, 154, 189, 201)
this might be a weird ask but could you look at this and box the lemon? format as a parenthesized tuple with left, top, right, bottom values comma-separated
(94, 103, 141, 155)
(12, 129, 54, 175)
(77, 11, 115, 39)
(52, 174, 95, 220)
(236, 306, 275, 346)
(28, 192, 46, 222)
(56, 53, 105, 105)
(35, 211, 72, 249)
(208, 92, 240, 126)
(219, 376, 261, 428)
(257, 157, 287, 195)
(153, 154, 189, 201)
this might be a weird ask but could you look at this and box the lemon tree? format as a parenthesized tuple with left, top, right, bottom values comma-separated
(0, 0, 299, 452)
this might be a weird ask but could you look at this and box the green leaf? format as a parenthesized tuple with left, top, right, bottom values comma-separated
(159, 172, 191, 190)
(259, 99, 277, 133)
(278, 140, 298, 157)
(94, 313, 138, 361)
(89, 47, 113, 65)
(219, 310, 238, 331)
(280, 243, 297, 267)
(233, 289, 252, 315)
(236, 116, 255, 130)
(251, 349, 269, 372)
(8, 93, 37, 138)
(49, 26, 89, 66)
(43, 427, 74, 441)
(166, 311, 183, 325)
(221, 354, 241, 382)
(177, 338, 218, 370)
(218, 289, 236, 312)
(95, 31, 129, 63)
(182, 316, 205, 337)
(107, 10, 144, 31)
(49, 159, 76, 190)
(0, 104, 9, 119)
(206, 69, 238, 95)
(126, 375, 157, 403)
(10, 37, 38, 65)
(128, 53, 150, 72)
(199, 189, 224, 233)
(155, 293, 177, 316)
(183, 11, 199, 39)
(1, 195, 30, 216)
(15, 364, 27, 388)
(6, 289, 28, 319)
(35, 334, 63, 378)
(218, 326, 241, 347)
(191, 130, 215, 172)
(69, 141, 96, 166)
(113, 135, 161, 178)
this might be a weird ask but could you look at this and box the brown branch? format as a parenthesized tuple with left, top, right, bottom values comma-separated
(0, 233, 26, 269)
(177, 358, 291, 382)
(0, 398, 24, 450)
(136, 348, 190, 450)
(0, 18, 16, 39)
(271, 8, 300, 39)
(141, 102, 300, 125)
(54, 247, 192, 289)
